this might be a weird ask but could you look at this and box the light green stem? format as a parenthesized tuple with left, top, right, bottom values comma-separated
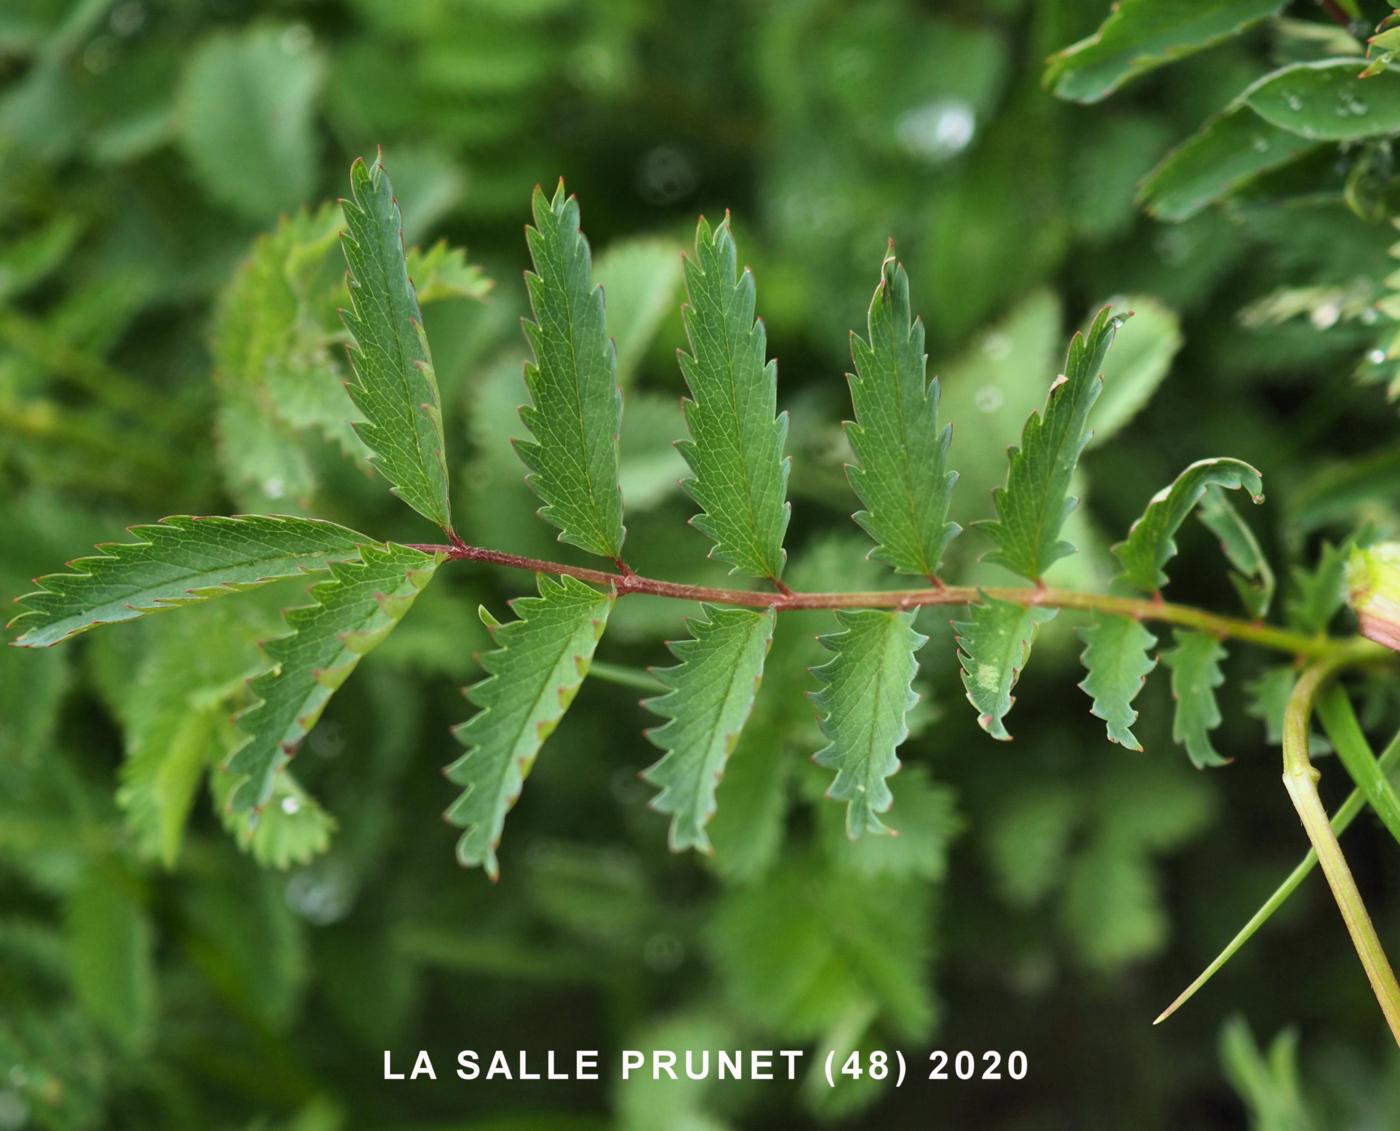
(1281, 659, 1400, 1046)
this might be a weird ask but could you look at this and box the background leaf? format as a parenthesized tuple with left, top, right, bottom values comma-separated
(1162, 630, 1230, 768)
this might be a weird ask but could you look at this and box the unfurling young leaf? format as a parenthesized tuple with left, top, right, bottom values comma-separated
(812, 609, 927, 838)
(1162, 630, 1229, 769)
(517, 183, 626, 560)
(642, 606, 775, 853)
(1078, 613, 1158, 751)
(10, 515, 371, 648)
(977, 307, 1124, 582)
(224, 544, 441, 813)
(844, 253, 958, 578)
(1198, 485, 1275, 618)
(676, 216, 791, 582)
(341, 155, 454, 531)
(446, 575, 614, 879)
(955, 595, 1056, 740)
(1113, 458, 1264, 594)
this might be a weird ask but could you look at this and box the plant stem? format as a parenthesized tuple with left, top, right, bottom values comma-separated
(1281, 659, 1400, 1046)
(406, 540, 1383, 660)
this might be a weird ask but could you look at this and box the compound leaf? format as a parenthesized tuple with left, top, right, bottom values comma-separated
(1078, 613, 1158, 751)
(845, 252, 959, 578)
(10, 515, 371, 648)
(1199, 485, 1275, 618)
(1113, 458, 1264, 593)
(1162, 630, 1229, 768)
(445, 575, 613, 879)
(224, 543, 441, 812)
(977, 307, 1124, 582)
(1287, 538, 1351, 634)
(955, 595, 1056, 740)
(643, 606, 775, 854)
(516, 182, 626, 560)
(812, 609, 927, 838)
(1046, 0, 1284, 104)
(676, 216, 791, 581)
(341, 154, 454, 531)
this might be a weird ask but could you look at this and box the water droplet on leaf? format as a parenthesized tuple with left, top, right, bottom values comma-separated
(895, 100, 976, 163)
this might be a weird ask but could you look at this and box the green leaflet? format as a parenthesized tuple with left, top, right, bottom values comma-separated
(1113, 458, 1264, 593)
(517, 183, 626, 560)
(977, 307, 1123, 582)
(1078, 613, 1158, 751)
(341, 155, 454, 531)
(1139, 107, 1319, 222)
(1199, 485, 1275, 618)
(643, 606, 775, 854)
(955, 595, 1056, 740)
(1287, 538, 1351, 634)
(177, 26, 321, 223)
(10, 515, 372, 648)
(212, 761, 336, 871)
(593, 236, 684, 387)
(1161, 630, 1229, 769)
(812, 609, 927, 838)
(845, 254, 959, 578)
(676, 216, 791, 581)
(1242, 60, 1400, 143)
(224, 543, 441, 813)
(1046, 0, 1284, 104)
(404, 241, 492, 304)
(446, 575, 613, 879)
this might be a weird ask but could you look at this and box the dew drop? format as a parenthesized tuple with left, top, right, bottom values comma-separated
(1369, 347, 1388, 364)
(1311, 302, 1341, 330)
(982, 331, 1011, 360)
(1251, 135, 1270, 154)
(261, 476, 285, 499)
(974, 385, 1004, 413)
(285, 860, 354, 925)
(280, 795, 301, 816)
(895, 99, 976, 163)
(636, 144, 698, 206)
(280, 23, 313, 54)
(1286, 94, 1303, 111)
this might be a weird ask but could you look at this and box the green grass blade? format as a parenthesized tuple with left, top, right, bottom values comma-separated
(1316, 686, 1400, 847)
(1156, 725, 1400, 1024)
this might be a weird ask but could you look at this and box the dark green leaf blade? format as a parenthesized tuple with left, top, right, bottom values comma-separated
(955, 595, 1056, 740)
(977, 307, 1124, 582)
(676, 216, 791, 581)
(445, 575, 614, 879)
(224, 543, 441, 812)
(1113, 457, 1264, 593)
(341, 154, 453, 530)
(10, 515, 372, 648)
(1243, 60, 1400, 143)
(845, 253, 959, 578)
(1316, 687, 1400, 848)
(1078, 613, 1158, 751)
(1162, 630, 1229, 768)
(1198, 484, 1275, 618)
(516, 183, 626, 560)
(643, 606, 775, 854)
(812, 609, 927, 838)
(1139, 107, 1319, 222)
(1046, 0, 1284, 104)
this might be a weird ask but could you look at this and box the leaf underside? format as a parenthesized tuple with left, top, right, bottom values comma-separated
(1162, 629, 1230, 769)
(445, 575, 614, 879)
(812, 609, 927, 838)
(10, 515, 372, 648)
(955, 595, 1056, 740)
(341, 155, 453, 530)
(642, 605, 775, 854)
(977, 307, 1123, 582)
(676, 215, 791, 581)
(517, 182, 626, 560)
(1078, 613, 1158, 751)
(846, 253, 959, 578)
(224, 543, 440, 813)
(1114, 457, 1264, 593)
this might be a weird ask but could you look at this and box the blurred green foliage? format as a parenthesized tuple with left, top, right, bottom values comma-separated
(4, 1, 1400, 1128)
